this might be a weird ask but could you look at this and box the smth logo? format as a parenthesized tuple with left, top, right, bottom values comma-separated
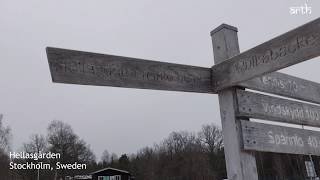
(289, 0, 312, 15)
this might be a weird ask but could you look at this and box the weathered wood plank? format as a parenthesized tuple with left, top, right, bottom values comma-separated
(241, 120, 320, 156)
(211, 24, 258, 180)
(212, 18, 320, 92)
(239, 72, 320, 105)
(46, 47, 212, 93)
(236, 89, 320, 127)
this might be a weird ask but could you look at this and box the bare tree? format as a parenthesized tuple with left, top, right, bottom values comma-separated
(47, 120, 77, 158)
(110, 153, 118, 164)
(47, 120, 96, 178)
(47, 120, 95, 162)
(101, 149, 111, 165)
(72, 139, 96, 163)
(198, 123, 223, 153)
(23, 134, 47, 153)
(22, 134, 48, 179)
(0, 114, 11, 153)
(0, 114, 12, 179)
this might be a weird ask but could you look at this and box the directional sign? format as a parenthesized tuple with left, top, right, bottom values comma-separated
(46, 47, 213, 93)
(239, 72, 320, 105)
(212, 17, 320, 92)
(241, 120, 320, 156)
(236, 90, 320, 127)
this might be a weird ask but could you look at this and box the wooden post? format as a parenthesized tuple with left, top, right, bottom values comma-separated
(210, 24, 259, 180)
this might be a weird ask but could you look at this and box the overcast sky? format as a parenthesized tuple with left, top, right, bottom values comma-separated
(1, 0, 320, 160)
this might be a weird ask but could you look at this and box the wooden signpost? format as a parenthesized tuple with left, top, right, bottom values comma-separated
(241, 120, 320, 156)
(210, 24, 259, 180)
(236, 89, 320, 127)
(47, 47, 212, 93)
(46, 18, 320, 180)
(211, 18, 320, 92)
(239, 72, 320, 105)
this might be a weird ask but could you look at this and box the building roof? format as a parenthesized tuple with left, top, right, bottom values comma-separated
(90, 167, 130, 175)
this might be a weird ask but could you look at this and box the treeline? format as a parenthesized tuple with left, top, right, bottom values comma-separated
(1, 114, 319, 180)
(99, 124, 226, 180)
(0, 114, 226, 180)
(0, 118, 97, 180)
(97, 129, 319, 180)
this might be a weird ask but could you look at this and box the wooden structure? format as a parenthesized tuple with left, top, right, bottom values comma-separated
(46, 18, 320, 179)
(90, 167, 133, 180)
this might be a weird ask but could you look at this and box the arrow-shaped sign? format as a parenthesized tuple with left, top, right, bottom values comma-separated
(212, 17, 320, 92)
(46, 47, 213, 93)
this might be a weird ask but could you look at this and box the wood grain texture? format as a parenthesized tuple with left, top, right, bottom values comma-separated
(236, 90, 320, 127)
(46, 47, 212, 93)
(211, 24, 258, 180)
(212, 18, 320, 92)
(239, 72, 320, 105)
(241, 120, 320, 156)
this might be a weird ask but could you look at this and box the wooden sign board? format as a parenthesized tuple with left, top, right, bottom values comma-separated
(239, 72, 320, 105)
(212, 17, 320, 92)
(241, 120, 320, 156)
(46, 47, 213, 93)
(236, 90, 320, 127)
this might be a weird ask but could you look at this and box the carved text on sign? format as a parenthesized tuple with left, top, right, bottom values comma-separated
(46, 47, 213, 93)
(236, 90, 320, 127)
(212, 18, 320, 92)
(49, 61, 203, 86)
(261, 102, 320, 121)
(233, 33, 320, 74)
(267, 131, 304, 147)
(241, 120, 320, 155)
(261, 75, 301, 92)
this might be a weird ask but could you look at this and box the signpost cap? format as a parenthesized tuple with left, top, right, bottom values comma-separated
(210, 24, 238, 36)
